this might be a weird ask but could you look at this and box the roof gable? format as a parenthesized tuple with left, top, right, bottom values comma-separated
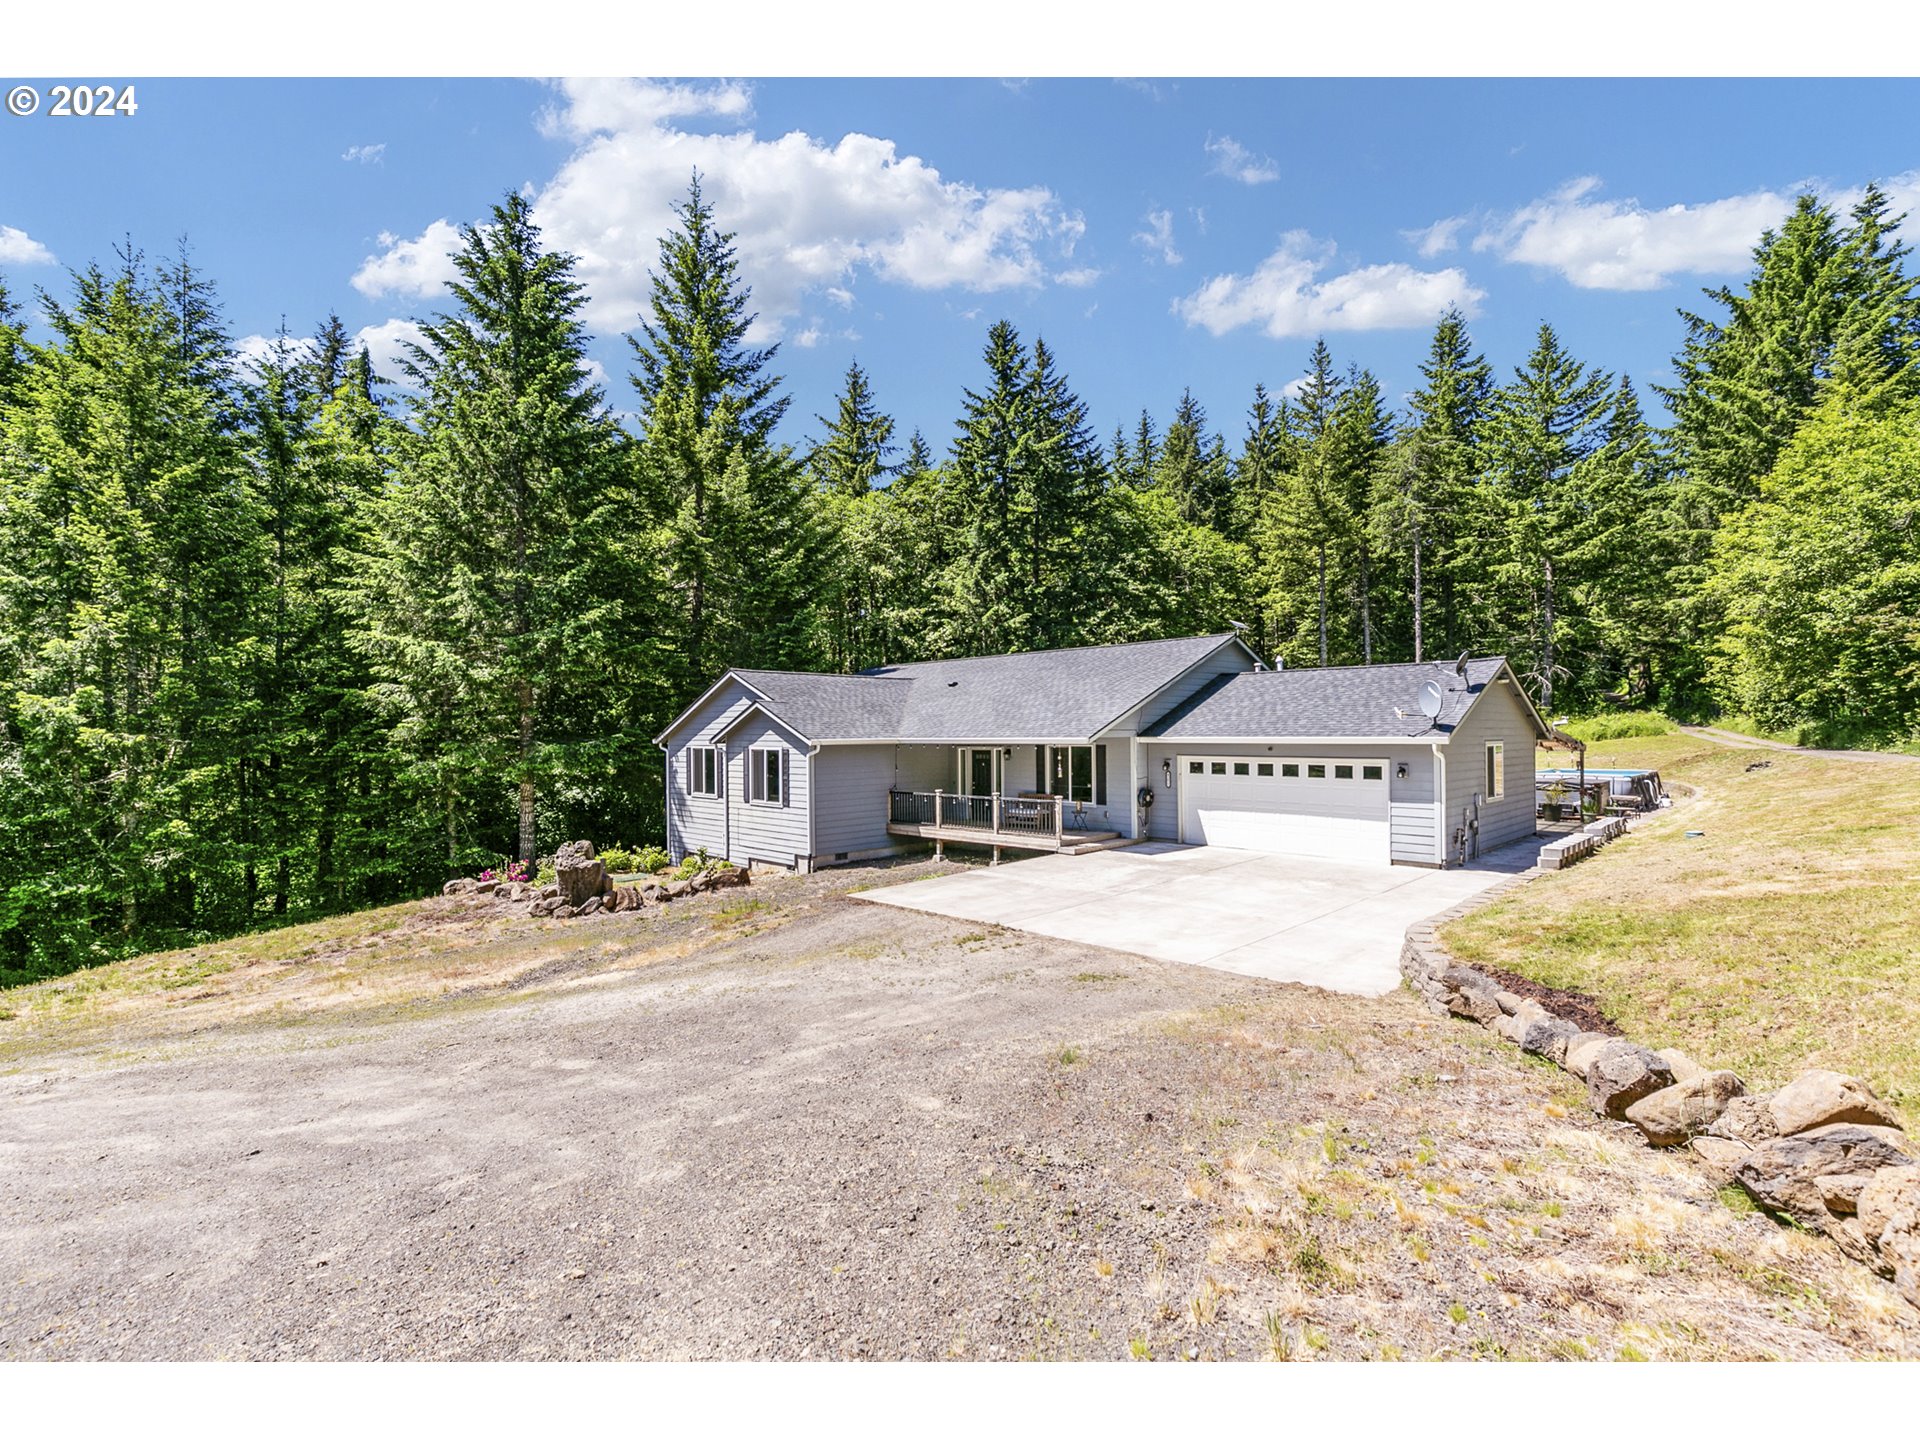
(1140, 656, 1547, 743)
(654, 633, 1250, 745)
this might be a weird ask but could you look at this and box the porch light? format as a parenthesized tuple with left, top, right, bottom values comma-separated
(1162, 758, 1172, 786)
(1396, 762, 1409, 780)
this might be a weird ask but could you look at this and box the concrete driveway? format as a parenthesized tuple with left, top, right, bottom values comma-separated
(858, 841, 1546, 996)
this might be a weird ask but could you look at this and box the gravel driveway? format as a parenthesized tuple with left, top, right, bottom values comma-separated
(4, 864, 1912, 1361)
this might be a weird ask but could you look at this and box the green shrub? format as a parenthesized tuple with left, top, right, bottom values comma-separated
(635, 846, 671, 874)
(1559, 710, 1674, 743)
(596, 844, 637, 873)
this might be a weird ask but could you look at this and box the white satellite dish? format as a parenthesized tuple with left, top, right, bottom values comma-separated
(1416, 679, 1445, 719)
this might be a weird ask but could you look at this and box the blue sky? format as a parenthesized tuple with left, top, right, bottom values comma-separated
(4, 77, 1918, 455)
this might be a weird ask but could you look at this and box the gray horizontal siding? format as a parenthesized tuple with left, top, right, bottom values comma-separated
(812, 744, 949, 858)
(1442, 675, 1538, 859)
(665, 681, 757, 862)
(1390, 803, 1437, 864)
(725, 713, 811, 868)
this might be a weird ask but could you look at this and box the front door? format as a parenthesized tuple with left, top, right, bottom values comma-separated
(965, 747, 997, 797)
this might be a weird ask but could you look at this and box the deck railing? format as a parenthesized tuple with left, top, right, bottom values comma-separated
(886, 789, 1063, 842)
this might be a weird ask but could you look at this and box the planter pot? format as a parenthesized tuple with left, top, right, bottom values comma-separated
(1543, 803, 1563, 823)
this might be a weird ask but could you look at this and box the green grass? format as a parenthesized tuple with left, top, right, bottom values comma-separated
(1557, 710, 1676, 743)
(1459, 733, 1920, 1125)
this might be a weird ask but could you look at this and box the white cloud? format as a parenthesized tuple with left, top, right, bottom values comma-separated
(1173, 230, 1484, 339)
(1204, 133, 1279, 186)
(1134, 208, 1181, 266)
(341, 143, 386, 165)
(536, 78, 752, 141)
(1445, 170, 1920, 291)
(351, 219, 463, 300)
(1278, 376, 1310, 400)
(388, 78, 1091, 340)
(1054, 266, 1101, 287)
(233, 332, 318, 378)
(354, 318, 427, 381)
(0, 224, 55, 266)
(825, 285, 854, 308)
(1404, 215, 1466, 257)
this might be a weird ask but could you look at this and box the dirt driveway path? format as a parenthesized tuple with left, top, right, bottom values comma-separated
(3, 870, 1913, 1360)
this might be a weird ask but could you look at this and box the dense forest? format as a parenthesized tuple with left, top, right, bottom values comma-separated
(3, 178, 1917, 984)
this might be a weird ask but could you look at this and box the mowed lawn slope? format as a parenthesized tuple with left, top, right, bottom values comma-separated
(1445, 734, 1920, 1125)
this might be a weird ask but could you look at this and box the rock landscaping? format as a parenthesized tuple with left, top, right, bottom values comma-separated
(439, 839, 748, 920)
(1404, 889, 1920, 1311)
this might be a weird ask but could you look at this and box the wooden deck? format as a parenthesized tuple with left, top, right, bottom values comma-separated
(885, 789, 1132, 860)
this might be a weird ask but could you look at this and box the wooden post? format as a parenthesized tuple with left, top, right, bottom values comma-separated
(933, 788, 944, 861)
(992, 790, 1002, 836)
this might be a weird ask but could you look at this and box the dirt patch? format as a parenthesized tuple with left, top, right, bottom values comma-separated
(1478, 965, 1623, 1037)
(2, 864, 1913, 1360)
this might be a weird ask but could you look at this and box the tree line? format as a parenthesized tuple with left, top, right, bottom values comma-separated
(2, 178, 1916, 983)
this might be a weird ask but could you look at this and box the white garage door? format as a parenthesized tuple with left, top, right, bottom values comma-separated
(1178, 755, 1390, 864)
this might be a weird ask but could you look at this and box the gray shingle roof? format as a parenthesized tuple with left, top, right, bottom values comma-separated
(690, 633, 1245, 743)
(1139, 657, 1525, 742)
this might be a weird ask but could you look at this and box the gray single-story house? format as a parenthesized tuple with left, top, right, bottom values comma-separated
(655, 633, 1555, 872)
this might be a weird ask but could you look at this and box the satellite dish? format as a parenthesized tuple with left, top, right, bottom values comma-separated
(1454, 651, 1471, 680)
(1416, 679, 1445, 719)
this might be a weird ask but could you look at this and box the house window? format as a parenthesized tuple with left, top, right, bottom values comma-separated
(688, 745, 720, 798)
(751, 746, 785, 805)
(1046, 745, 1107, 804)
(1486, 742, 1505, 799)
(1363, 764, 1383, 781)
(1281, 763, 1299, 778)
(1334, 764, 1354, 780)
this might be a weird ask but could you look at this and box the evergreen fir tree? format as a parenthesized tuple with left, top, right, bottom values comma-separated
(807, 359, 896, 496)
(346, 192, 633, 867)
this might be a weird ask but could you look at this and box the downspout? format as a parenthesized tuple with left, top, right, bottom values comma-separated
(805, 744, 821, 872)
(719, 742, 730, 864)
(1431, 742, 1447, 868)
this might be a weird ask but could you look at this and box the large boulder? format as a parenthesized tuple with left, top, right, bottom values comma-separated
(1624, 1070, 1747, 1147)
(555, 839, 609, 908)
(577, 895, 604, 917)
(1585, 1041, 1676, 1120)
(1732, 1124, 1914, 1229)
(708, 866, 750, 889)
(1706, 1093, 1780, 1145)
(442, 878, 477, 895)
(1520, 1016, 1583, 1066)
(1439, 965, 1502, 1023)
(1690, 1134, 1752, 1181)
(1766, 1069, 1904, 1137)
(1656, 1048, 1704, 1083)
(1857, 1168, 1920, 1304)
(664, 879, 693, 900)
(1563, 1033, 1615, 1080)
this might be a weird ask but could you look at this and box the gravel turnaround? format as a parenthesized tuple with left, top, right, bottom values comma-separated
(5, 864, 1914, 1361)
(2, 885, 1268, 1360)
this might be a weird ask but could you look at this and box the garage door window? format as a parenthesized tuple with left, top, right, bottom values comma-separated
(1257, 762, 1274, 777)
(1233, 762, 1250, 776)
(1188, 760, 1203, 775)
(1334, 764, 1354, 779)
(1307, 763, 1326, 778)
(1210, 762, 1227, 775)
(1363, 764, 1383, 781)
(1281, 763, 1299, 777)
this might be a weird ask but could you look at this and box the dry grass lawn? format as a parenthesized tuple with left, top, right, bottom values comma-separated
(1443, 733, 1920, 1126)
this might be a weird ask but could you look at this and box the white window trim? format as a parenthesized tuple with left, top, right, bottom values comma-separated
(1046, 743, 1106, 806)
(750, 745, 786, 807)
(688, 745, 721, 798)
(1487, 741, 1505, 800)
